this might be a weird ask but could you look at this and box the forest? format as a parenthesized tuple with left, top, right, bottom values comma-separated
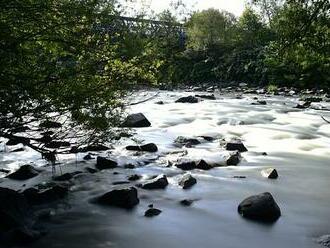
(0, 0, 330, 248)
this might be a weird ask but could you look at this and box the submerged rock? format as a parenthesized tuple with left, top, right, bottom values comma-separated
(96, 187, 139, 209)
(175, 96, 198, 103)
(141, 175, 168, 190)
(317, 235, 330, 247)
(6, 165, 40, 180)
(121, 113, 151, 128)
(128, 174, 142, 181)
(83, 154, 93, 160)
(95, 156, 118, 170)
(144, 208, 162, 217)
(126, 143, 158, 152)
(180, 199, 194, 207)
(53, 171, 82, 181)
(179, 174, 197, 189)
(225, 140, 248, 152)
(174, 136, 201, 147)
(261, 168, 278, 179)
(238, 192, 281, 222)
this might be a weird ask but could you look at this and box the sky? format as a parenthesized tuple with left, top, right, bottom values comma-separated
(123, 0, 246, 17)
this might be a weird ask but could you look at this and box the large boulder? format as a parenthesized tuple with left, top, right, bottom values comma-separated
(179, 174, 197, 189)
(0, 187, 40, 242)
(196, 160, 213, 170)
(238, 192, 281, 222)
(261, 168, 278, 179)
(226, 153, 241, 166)
(22, 184, 69, 205)
(6, 165, 40, 180)
(126, 143, 158, 152)
(226, 140, 248, 152)
(96, 187, 139, 209)
(95, 156, 118, 170)
(141, 175, 168, 190)
(121, 113, 151, 128)
(175, 96, 198, 103)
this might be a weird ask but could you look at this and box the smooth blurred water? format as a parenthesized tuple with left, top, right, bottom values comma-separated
(1, 90, 330, 248)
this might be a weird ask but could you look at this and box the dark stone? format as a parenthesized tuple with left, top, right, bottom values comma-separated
(238, 192, 281, 222)
(0, 168, 10, 174)
(179, 174, 197, 189)
(226, 140, 248, 152)
(95, 156, 118, 170)
(226, 153, 241, 166)
(39, 120, 62, 129)
(141, 175, 168, 190)
(155, 101, 164, 105)
(295, 101, 311, 109)
(144, 208, 162, 217)
(6, 136, 30, 146)
(112, 181, 130, 185)
(180, 199, 195, 206)
(121, 113, 151, 128)
(83, 154, 93, 160)
(128, 174, 142, 181)
(301, 97, 323, 102)
(10, 147, 25, 153)
(124, 164, 135, 169)
(23, 184, 69, 205)
(251, 100, 267, 105)
(6, 165, 40, 180)
(45, 141, 71, 148)
(195, 94, 216, 100)
(233, 176, 246, 179)
(53, 171, 82, 181)
(200, 136, 215, 142)
(261, 168, 278, 179)
(96, 187, 139, 209)
(174, 136, 201, 147)
(126, 143, 158, 152)
(175, 96, 198, 103)
(196, 160, 213, 170)
(174, 161, 196, 170)
(12, 126, 30, 133)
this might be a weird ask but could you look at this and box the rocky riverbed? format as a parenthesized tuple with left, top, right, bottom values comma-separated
(1, 89, 330, 248)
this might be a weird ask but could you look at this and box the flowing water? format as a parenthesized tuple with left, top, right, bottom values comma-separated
(1, 90, 330, 248)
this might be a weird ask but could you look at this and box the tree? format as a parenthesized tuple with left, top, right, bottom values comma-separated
(0, 0, 154, 154)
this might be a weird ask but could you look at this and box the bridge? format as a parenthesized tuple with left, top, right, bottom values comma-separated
(95, 15, 186, 45)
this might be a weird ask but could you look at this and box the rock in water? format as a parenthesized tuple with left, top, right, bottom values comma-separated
(238, 192, 281, 222)
(226, 153, 241, 166)
(96, 156, 118, 170)
(141, 175, 168, 190)
(174, 161, 196, 170)
(317, 235, 330, 247)
(121, 113, 151, 128)
(180, 199, 194, 207)
(226, 140, 248, 152)
(23, 184, 69, 205)
(195, 94, 216, 100)
(128, 174, 142, 181)
(179, 174, 197, 189)
(96, 187, 139, 209)
(0, 187, 40, 242)
(174, 136, 201, 147)
(261, 168, 278, 179)
(126, 143, 158, 152)
(6, 164, 40, 180)
(175, 96, 198, 103)
(196, 160, 213, 170)
(144, 208, 162, 217)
